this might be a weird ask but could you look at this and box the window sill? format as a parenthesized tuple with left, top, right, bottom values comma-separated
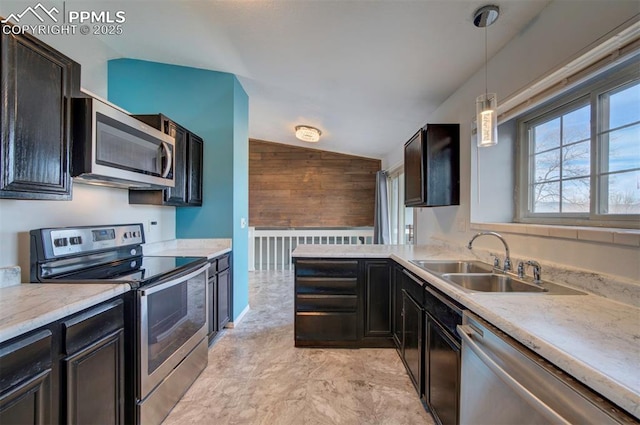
(469, 222, 640, 247)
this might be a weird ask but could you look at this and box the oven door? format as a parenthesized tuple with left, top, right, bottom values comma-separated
(138, 263, 208, 399)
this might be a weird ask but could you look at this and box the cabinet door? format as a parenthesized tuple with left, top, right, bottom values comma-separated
(363, 261, 392, 338)
(62, 299, 125, 425)
(392, 266, 404, 348)
(404, 129, 424, 206)
(208, 273, 217, 343)
(404, 124, 460, 207)
(424, 124, 460, 207)
(164, 121, 188, 204)
(402, 291, 423, 395)
(187, 133, 203, 206)
(217, 268, 231, 330)
(0, 330, 52, 425)
(0, 25, 78, 199)
(64, 330, 125, 425)
(426, 318, 460, 425)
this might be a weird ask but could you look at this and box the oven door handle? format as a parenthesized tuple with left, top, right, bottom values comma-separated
(141, 264, 209, 296)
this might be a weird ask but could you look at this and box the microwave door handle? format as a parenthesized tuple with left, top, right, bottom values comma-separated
(161, 142, 172, 178)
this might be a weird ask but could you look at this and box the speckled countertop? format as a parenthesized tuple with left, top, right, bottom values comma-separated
(292, 244, 640, 419)
(143, 238, 232, 259)
(0, 239, 231, 344)
(0, 283, 131, 343)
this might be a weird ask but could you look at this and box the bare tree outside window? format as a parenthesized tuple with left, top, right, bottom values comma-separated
(530, 105, 591, 213)
(524, 76, 640, 221)
(518, 61, 640, 227)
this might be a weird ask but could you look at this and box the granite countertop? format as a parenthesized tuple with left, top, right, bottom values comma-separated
(0, 239, 231, 344)
(143, 238, 232, 259)
(292, 244, 640, 419)
(0, 283, 131, 343)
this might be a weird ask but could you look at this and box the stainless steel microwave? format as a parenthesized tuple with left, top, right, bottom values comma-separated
(71, 97, 175, 188)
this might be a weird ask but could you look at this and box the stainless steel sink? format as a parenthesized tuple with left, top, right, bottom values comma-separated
(410, 259, 586, 295)
(410, 260, 494, 274)
(442, 273, 548, 293)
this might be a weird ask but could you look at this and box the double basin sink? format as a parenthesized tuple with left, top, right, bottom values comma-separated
(410, 260, 585, 295)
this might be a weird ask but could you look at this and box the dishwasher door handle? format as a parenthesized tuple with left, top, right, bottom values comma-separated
(457, 325, 571, 425)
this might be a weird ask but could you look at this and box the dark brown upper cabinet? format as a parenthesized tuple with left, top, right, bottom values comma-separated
(404, 124, 460, 207)
(128, 114, 203, 206)
(0, 23, 81, 200)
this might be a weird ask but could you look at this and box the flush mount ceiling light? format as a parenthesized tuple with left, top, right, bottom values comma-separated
(295, 125, 322, 143)
(473, 5, 499, 148)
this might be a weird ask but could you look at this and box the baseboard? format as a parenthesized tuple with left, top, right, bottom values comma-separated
(226, 304, 250, 328)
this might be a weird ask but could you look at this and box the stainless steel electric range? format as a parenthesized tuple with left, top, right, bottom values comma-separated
(30, 223, 209, 425)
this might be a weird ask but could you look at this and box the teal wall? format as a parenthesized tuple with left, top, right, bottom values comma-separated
(108, 59, 249, 321)
(232, 78, 249, 318)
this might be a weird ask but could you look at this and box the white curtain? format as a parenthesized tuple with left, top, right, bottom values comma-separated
(373, 170, 390, 244)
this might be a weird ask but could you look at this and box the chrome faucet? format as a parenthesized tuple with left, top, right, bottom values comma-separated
(467, 231, 512, 272)
(518, 260, 542, 284)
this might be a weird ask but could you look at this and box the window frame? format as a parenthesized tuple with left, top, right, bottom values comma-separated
(515, 60, 640, 228)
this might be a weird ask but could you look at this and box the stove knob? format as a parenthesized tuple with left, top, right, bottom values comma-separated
(131, 249, 136, 256)
(130, 261, 137, 268)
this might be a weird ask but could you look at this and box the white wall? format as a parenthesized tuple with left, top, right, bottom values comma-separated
(0, 12, 177, 280)
(0, 185, 175, 281)
(382, 1, 640, 281)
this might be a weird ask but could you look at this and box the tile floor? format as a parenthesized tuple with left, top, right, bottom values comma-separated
(163, 270, 433, 425)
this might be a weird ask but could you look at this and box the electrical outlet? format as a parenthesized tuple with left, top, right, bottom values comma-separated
(146, 220, 158, 235)
(240, 217, 247, 229)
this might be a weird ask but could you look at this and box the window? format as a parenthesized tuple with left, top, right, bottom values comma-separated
(517, 60, 639, 227)
(388, 169, 414, 244)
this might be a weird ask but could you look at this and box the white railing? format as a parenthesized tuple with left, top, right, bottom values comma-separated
(249, 227, 375, 271)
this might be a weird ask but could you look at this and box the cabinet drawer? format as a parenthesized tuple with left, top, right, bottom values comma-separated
(295, 312, 358, 341)
(63, 299, 124, 355)
(296, 277, 357, 295)
(424, 287, 462, 341)
(295, 260, 358, 278)
(208, 259, 217, 275)
(0, 330, 52, 393)
(217, 254, 230, 272)
(296, 295, 357, 312)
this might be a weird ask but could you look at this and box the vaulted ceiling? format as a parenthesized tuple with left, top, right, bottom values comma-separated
(11, 0, 554, 158)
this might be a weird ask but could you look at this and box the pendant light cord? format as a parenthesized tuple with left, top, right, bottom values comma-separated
(484, 25, 488, 98)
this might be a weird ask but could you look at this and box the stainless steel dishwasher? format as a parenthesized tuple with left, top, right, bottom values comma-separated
(457, 312, 637, 425)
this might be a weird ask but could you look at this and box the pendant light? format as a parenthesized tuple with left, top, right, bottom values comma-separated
(473, 5, 499, 147)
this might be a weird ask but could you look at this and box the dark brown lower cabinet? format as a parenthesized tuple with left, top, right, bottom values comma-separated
(296, 312, 358, 342)
(208, 253, 232, 345)
(64, 329, 124, 425)
(402, 290, 423, 394)
(217, 267, 231, 330)
(293, 259, 392, 347)
(63, 298, 125, 425)
(364, 261, 392, 338)
(0, 295, 130, 425)
(426, 318, 460, 425)
(392, 265, 404, 348)
(0, 330, 53, 424)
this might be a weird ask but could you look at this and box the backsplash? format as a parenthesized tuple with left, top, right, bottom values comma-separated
(0, 266, 21, 288)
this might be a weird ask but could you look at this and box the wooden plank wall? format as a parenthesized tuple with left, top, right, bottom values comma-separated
(249, 139, 381, 227)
